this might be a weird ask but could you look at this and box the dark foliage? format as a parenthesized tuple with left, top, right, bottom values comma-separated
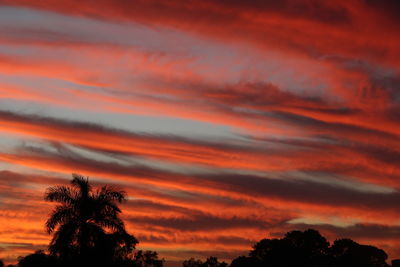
(17, 251, 57, 267)
(230, 229, 390, 267)
(43, 174, 143, 267)
(330, 238, 389, 267)
(230, 256, 262, 267)
(131, 250, 165, 267)
(4, 174, 164, 267)
(13, 249, 164, 267)
(183, 257, 228, 267)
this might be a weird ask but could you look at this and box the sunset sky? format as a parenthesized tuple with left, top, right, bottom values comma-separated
(0, 0, 400, 265)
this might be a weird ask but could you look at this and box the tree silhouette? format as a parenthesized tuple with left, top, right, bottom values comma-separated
(44, 174, 138, 266)
(183, 258, 203, 267)
(0, 259, 4, 267)
(330, 239, 389, 267)
(245, 229, 329, 267)
(203, 257, 228, 267)
(230, 256, 261, 267)
(182, 257, 227, 267)
(132, 250, 164, 267)
(230, 229, 390, 267)
(17, 250, 57, 267)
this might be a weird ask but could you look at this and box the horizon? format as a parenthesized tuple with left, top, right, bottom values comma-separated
(0, 0, 400, 265)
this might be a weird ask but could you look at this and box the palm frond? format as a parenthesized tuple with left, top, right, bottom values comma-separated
(98, 201, 122, 215)
(96, 216, 126, 233)
(49, 221, 79, 257)
(108, 231, 138, 247)
(83, 222, 106, 243)
(46, 205, 75, 233)
(45, 186, 76, 204)
(71, 173, 91, 198)
(96, 185, 126, 203)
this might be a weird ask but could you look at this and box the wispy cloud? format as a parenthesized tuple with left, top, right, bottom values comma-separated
(0, 0, 399, 263)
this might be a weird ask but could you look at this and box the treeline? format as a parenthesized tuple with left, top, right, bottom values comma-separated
(0, 249, 163, 267)
(1, 228, 397, 267)
(229, 229, 392, 267)
(185, 229, 396, 267)
(0, 175, 398, 267)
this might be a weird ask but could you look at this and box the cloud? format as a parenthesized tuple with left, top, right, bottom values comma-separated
(0, 0, 400, 262)
(2, 141, 400, 222)
(2, 109, 400, 188)
(1, 0, 398, 68)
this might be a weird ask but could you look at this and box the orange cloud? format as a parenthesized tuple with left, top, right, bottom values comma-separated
(1, 0, 400, 263)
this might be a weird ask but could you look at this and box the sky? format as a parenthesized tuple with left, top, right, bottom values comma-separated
(0, 0, 400, 265)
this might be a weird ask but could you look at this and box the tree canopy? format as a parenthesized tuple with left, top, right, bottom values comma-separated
(44, 174, 138, 267)
(183, 257, 228, 267)
(230, 229, 389, 267)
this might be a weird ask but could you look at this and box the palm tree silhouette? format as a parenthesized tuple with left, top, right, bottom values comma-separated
(45, 174, 137, 265)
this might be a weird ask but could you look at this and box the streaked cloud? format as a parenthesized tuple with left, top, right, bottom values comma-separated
(0, 0, 399, 264)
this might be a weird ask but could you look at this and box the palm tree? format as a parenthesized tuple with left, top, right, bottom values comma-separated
(45, 174, 137, 264)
